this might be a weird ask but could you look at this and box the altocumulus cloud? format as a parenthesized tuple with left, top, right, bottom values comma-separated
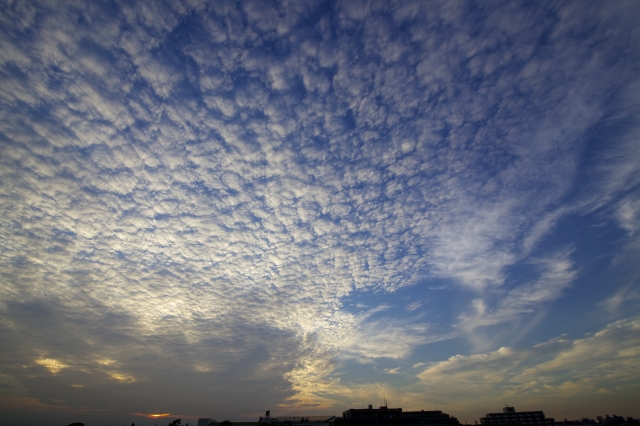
(0, 0, 640, 422)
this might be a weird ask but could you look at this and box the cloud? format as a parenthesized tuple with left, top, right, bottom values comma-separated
(0, 0, 639, 420)
(343, 318, 428, 360)
(35, 358, 68, 374)
(597, 285, 640, 314)
(616, 192, 640, 236)
(405, 302, 422, 312)
(417, 317, 640, 410)
(459, 250, 577, 331)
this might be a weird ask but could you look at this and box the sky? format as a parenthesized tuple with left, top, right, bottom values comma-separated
(1, 1, 640, 425)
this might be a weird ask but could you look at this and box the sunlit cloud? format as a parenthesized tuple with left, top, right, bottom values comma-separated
(108, 372, 135, 383)
(35, 358, 67, 374)
(417, 317, 640, 405)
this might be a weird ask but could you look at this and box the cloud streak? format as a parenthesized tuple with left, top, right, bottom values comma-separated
(417, 317, 640, 416)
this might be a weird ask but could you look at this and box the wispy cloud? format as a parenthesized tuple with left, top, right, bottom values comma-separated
(597, 285, 640, 314)
(417, 317, 640, 417)
(405, 302, 422, 312)
(459, 250, 577, 330)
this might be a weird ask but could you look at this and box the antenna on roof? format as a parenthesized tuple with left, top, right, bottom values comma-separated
(503, 398, 508, 407)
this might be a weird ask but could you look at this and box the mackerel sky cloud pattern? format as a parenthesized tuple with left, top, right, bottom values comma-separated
(0, 1, 639, 424)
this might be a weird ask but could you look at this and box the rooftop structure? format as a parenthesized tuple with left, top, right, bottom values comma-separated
(260, 405, 459, 426)
(480, 406, 555, 426)
(343, 405, 403, 421)
(259, 411, 335, 426)
(402, 410, 461, 426)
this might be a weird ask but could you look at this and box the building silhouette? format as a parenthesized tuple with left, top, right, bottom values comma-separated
(259, 405, 459, 426)
(259, 410, 335, 426)
(255, 406, 638, 426)
(342, 405, 403, 422)
(480, 406, 555, 426)
(401, 409, 461, 426)
(339, 405, 459, 426)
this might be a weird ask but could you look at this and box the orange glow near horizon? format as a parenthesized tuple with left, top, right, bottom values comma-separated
(149, 413, 171, 418)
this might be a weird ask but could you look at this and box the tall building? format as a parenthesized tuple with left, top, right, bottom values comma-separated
(480, 406, 555, 426)
(292, 405, 461, 426)
(402, 409, 460, 426)
(342, 405, 403, 421)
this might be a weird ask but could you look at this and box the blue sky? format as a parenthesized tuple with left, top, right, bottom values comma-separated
(1, 1, 640, 425)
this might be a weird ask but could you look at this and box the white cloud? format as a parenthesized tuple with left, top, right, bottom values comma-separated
(418, 317, 640, 410)
(597, 285, 640, 314)
(616, 193, 640, 235)
(342, 318, 428, 361)
(458, 250, 577, 331)
(405, 301, 422, 312)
